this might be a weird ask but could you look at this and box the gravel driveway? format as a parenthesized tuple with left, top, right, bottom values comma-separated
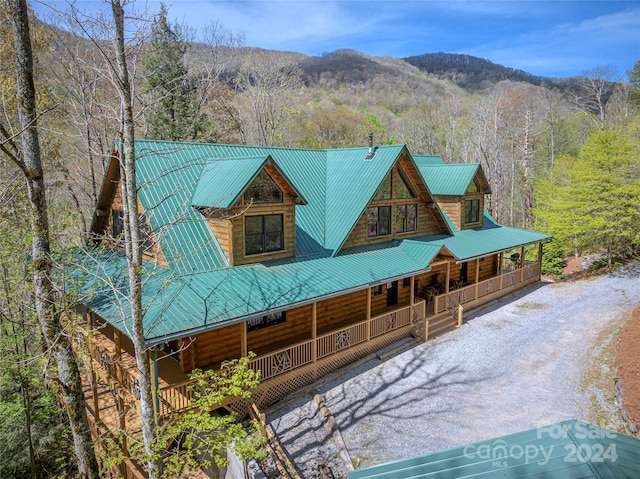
(264, 264, 640, 478)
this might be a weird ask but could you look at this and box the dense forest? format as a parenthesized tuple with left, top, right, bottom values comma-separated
(0, 1, 639, 476)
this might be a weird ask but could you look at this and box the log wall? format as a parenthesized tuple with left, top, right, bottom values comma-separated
(247, 304, 313, 354)
(316, 289, 368, 333)
(178, 324, 242, 372)
(435, 196, 461, 228)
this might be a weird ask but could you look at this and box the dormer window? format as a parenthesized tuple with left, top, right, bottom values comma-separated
(464, 199, 480, 225)
(244, 170, 283, 204)
(245, 214, 284, 255)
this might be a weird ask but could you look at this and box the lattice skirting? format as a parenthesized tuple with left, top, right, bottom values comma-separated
(227, 325, 414, 416)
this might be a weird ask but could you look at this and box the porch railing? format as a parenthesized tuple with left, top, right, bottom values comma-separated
(433, 262, 540, 316)
(157, 302, 424, 413)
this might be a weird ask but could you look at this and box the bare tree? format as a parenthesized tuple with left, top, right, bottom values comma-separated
(109, 1, 162, 476)
(232, 51, 303, 146)
(570, 66, 618, 129)
(48, 27, 117, 235)
(2, 0, 99, 476)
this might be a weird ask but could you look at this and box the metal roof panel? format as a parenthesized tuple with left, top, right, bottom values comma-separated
(420, 163, 481, 196)
(191, 156, 268, 208)
(348, 420, 640, 479)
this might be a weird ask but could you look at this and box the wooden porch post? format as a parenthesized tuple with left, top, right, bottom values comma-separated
(366, 288, 371, 342)
(474, 259, 480, 300)
(311, 302, 317, 363)
(410, 276, 415, 305)
(240, 322, 248, 358)
(311, 302, 317, 380)
(520, 245, 526, 282)
(91, 369, 100, 422)
(499, 253, 504, 290)
(150, 349, 159, 424)
(445, 262, 451, 293)
(87, 309, 94, 329)
(119, 395, 127, 455)
(538, 242, 543, 277)
(114, 329, 122, 360)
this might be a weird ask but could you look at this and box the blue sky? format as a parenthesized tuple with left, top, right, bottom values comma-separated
(33, 1, 639, 78)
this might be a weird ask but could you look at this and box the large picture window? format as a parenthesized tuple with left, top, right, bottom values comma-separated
(396, 203, 417, 233)
(464, 199, 480, 225)
(247, 311, 285, 331)
(367, 206, 391, 237)
(245, 214, 284, 255)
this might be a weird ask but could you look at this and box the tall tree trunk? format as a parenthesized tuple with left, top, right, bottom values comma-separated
(7, 0, 99, 477)
(110, 1, 162, 477)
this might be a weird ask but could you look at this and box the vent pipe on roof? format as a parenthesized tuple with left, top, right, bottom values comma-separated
(365, 132, 375, 161)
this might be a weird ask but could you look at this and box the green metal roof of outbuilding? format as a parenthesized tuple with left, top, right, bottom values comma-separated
(348, 420, 640, 479)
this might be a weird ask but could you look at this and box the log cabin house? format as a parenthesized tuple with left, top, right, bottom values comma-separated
(66, 139, 550, 469)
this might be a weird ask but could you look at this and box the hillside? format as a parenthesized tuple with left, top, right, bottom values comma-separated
(403, 52, 549, 90)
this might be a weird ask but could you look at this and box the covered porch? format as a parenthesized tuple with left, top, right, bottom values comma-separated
(78, 242, 544, 419)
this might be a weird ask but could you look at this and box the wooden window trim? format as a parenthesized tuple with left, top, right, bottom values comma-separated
(396, 203, 418, 234)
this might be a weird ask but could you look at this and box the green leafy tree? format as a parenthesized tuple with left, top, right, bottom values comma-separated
(143, 5, 204, 140)
(155, 356, 265, 478)
(628, 59, 640, 105)
(535, 128, 640, 268)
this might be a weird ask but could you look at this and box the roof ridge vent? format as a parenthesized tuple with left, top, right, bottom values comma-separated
(365, 132, 376, 161)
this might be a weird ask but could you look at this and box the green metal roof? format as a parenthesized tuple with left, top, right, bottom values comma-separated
(77, 139, 552, 342)
(348, 420, 640, 479)
(134, 140, 416, 268)
(419, 163, 482, 196)
(438, 212, 552, 260)
(65, 239, 440, 344)
(324, 145, 406, 253)
(191, 156, 268, 208)
(412, 155, 446, 167)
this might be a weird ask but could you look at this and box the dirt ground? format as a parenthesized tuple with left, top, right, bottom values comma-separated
(615, 305, 640, 433)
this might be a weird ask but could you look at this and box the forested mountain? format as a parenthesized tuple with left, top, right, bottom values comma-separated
(403, 52, 547, 90)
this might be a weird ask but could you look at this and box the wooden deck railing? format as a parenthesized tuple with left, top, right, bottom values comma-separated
(83, 335, 141, 408)
(157, 302, 425, 413)
(433, 262, 540, 317)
